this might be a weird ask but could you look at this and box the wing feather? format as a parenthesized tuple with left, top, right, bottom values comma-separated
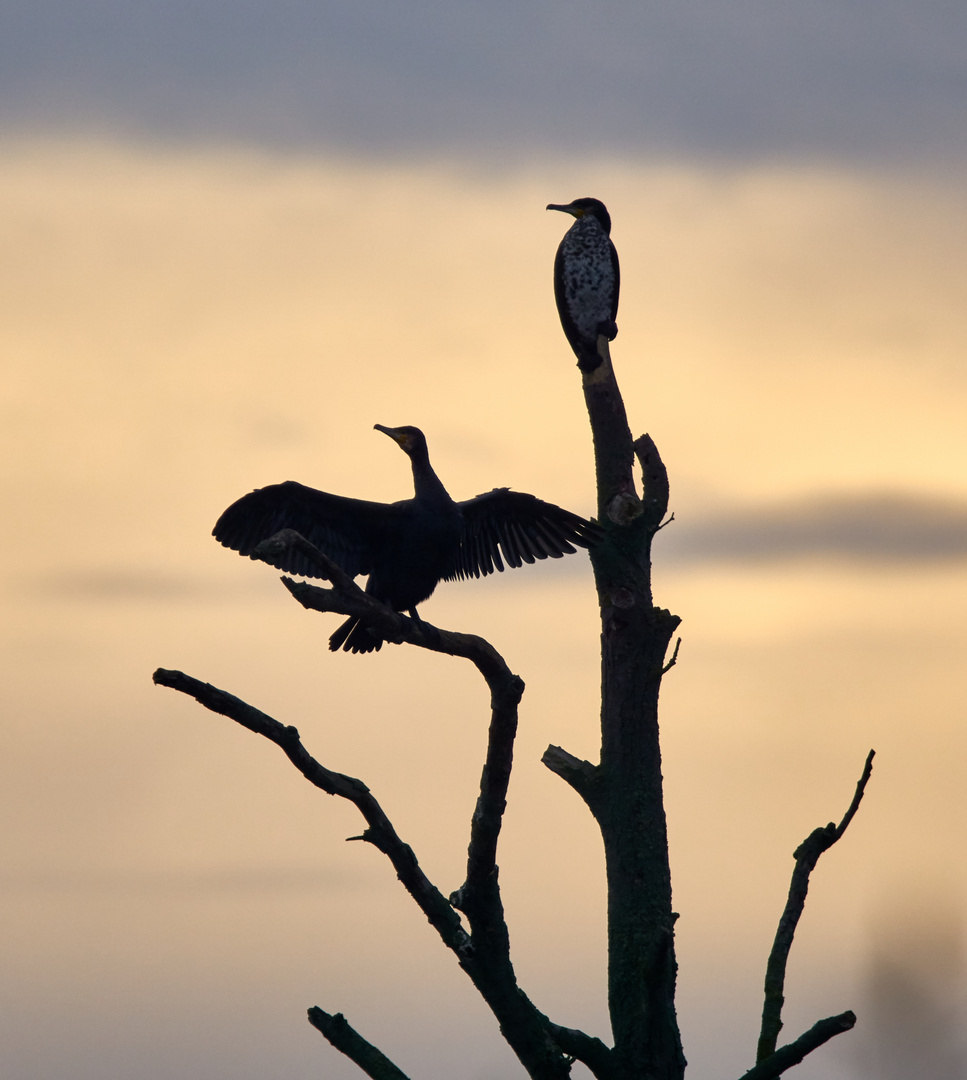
(213, 481, 389, 579)
(537, 515, 578, 555)
(442, 488, 601, 582)
(499, 518, 523, 568)
(509, 519, 537, 565)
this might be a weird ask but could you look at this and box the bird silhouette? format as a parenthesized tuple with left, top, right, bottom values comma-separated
(547, 197, 619, 372)
(214, 424, 601, 653)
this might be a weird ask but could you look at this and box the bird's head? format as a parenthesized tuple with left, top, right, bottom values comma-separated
(374, 424, 427, 458)
(546, 197, 612, 234)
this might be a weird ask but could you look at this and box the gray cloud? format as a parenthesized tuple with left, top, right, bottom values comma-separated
(26, 492, 967, 606)
(2, 1, 966, 163)
(661, 492, 967, 565)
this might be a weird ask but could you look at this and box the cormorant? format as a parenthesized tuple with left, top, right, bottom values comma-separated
(213, 424, 601, 653)
(546, 197, 619, 372)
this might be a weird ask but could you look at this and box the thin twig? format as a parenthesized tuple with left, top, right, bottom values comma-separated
(739, 1011, 856, 1080)
(756, 751, 875, 1062)
(655, 512, 676, 532)
(661, 637, 682, 675)
(307, 1008, 412, 1080)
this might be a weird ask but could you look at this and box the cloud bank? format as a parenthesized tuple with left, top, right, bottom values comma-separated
(3, 2, 966, 162)
(664, 492, 967, 565)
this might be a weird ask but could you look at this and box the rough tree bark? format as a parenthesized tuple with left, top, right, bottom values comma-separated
(155, 333, 873, 1079)
(542, 338, 686, 1078)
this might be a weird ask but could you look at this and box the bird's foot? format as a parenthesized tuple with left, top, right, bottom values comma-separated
(596, 318, 618, 341)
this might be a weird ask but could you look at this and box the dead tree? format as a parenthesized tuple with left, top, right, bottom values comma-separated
(156, 331, 874, 1078)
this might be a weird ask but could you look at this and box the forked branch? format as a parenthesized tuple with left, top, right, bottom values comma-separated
(154, 589, 605, 1080)
(740, 1011, 856, 1080)
(546, 1022, 619, 1079)
(755, 750, 875, 1065)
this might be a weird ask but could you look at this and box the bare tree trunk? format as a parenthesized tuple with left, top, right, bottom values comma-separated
(545, 341, 686, 1078)
(156, 335, 872, 1079)
(596, 595, 683, 1079)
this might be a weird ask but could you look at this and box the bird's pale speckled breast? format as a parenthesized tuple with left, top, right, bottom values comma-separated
(559, 216, 616, 341)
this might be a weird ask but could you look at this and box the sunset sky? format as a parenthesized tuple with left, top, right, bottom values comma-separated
(1, 6, 966, 1079)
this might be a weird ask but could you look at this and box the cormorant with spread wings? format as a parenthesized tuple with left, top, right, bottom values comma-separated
(214, 424, 601, 653)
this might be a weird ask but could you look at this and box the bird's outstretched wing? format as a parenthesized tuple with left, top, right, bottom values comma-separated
(213, 481, 390, 579)
(445, 488, 602, 581)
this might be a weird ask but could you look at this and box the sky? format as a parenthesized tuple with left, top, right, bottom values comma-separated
(1, 6, 966, 1080)
(3, 1, 967, 163)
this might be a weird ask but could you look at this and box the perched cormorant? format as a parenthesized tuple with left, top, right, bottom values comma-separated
(213, 424, 601, 653)
(546, 197, 619, 372)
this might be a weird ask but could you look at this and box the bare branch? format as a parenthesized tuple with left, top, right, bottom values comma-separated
(756, 751, 875, 1062)
(153, 668, 584, 1079)
(546, 1023, 618, 1080)
(833, 748, 876, 838)
(235, 523, 614, 1074)
(633, 433, 670, 528)
(446, 728, 578, 1078)
(739, 1011, 856, 1080)
(280, 576, 513, 687)
(153, 668, 470, 954)
(253, 529, 416, 650)
(453, 669, 524, 906)
(250, 531, 550, 694)
(307, 1008, 412, 1080)
(254, 529, 358, 591)
(541, 745, 600, 812)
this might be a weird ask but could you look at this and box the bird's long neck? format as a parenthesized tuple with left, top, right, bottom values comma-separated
(409, 446, 452, 506)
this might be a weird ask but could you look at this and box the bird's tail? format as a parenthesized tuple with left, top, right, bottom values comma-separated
(328, 617, 383, 654)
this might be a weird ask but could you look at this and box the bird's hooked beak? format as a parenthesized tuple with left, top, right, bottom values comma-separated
(546, 202, 584, 218)
(374, 424, 411, 452)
